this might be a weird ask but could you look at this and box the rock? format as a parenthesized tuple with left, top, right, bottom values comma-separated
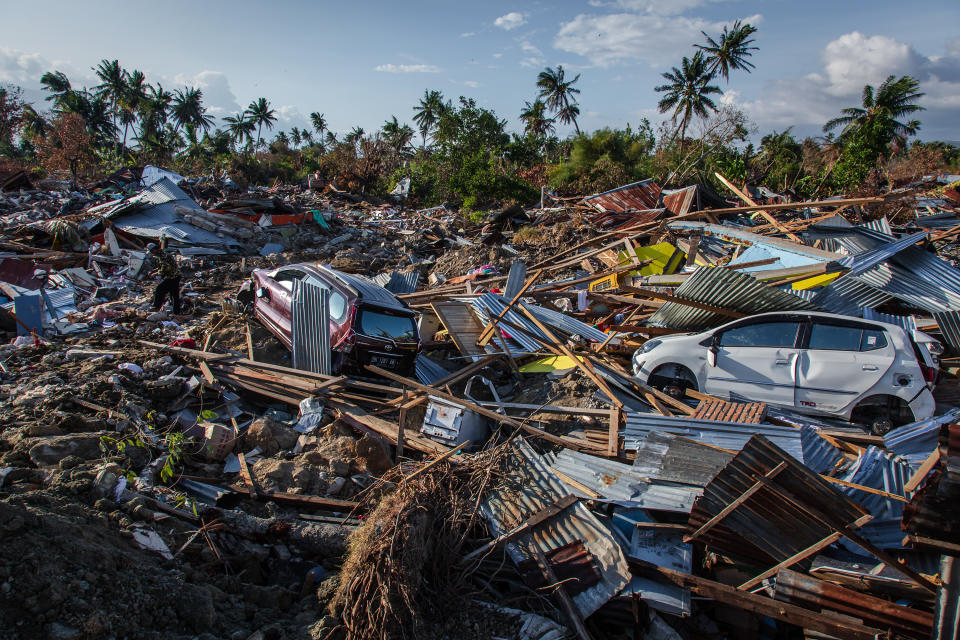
(354, 434, 392, 474)
(58, 455, 83, 470)
(28, 434, 104, 467)
(175, 583, 216, 632)
(330, 459, 350, 477)
(246, 416, 297, 456)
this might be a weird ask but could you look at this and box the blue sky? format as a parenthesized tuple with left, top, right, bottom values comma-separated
(1, 0, 958, 143)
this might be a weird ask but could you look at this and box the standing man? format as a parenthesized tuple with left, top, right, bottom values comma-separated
(148, 243, 182, 315)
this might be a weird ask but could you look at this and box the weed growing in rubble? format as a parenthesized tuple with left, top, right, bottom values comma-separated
(99, 433, 149, 482)
(160, 432, 186, 484)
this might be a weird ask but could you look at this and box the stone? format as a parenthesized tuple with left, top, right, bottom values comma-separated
(28, 434, 104, 467)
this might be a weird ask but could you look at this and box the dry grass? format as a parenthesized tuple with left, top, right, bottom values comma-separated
(330, 444, 514, 640)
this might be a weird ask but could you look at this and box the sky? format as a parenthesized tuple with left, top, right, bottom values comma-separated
(1, 0, 958, 145)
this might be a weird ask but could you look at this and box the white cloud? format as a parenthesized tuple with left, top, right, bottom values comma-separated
(494, 12, 527, 30)
(520, 57, 546, 68)
(492, 53, 504, 59)
(374, 63, 441, 73)
(520, 40, 543, 56)
(463, 80, 481, 88)
(0, 47, 50, 85)
(172, 70, 242, 119)
(732, 34, 960, 140)
(554, 12, 729, 67)
(460, 32, 476, 38)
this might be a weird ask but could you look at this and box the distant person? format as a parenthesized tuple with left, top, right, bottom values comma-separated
(148, 243, 181, 314)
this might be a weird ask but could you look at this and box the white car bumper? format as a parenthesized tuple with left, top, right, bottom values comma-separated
(908, 387, 937, 422)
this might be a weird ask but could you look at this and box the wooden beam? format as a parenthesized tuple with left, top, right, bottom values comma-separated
(531, 545, 593, 640)
(902, 534, 960, 556)
(714, 173, 801, 241)
(629, 560, 884, 640)
(904, 448, 941, 493)
(700, 196, 885, 217)
(684, 462, 787, 542)
(738, 531, 843, 591)
(477, 268, 543, 347)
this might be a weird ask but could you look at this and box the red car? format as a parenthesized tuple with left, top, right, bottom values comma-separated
(240, 263, 420, 377)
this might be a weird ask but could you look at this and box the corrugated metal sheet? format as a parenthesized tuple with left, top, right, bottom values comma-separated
(623, 411, 806, 462)
(414, 354, 449, 384)
(774, 569, 932, 639)
(631, 431, 733, 486)
(584, 179, 661, 213)
(525, 302, 608, 343)
(290, 280, 331, 375)
(687, 435, 869, 568)
(544, 449, 701, 512)
(468, 293, 606, 352)
(884, 407, 960, 465)
(812, 275, 894, 316)
(319, 266, 408, 311)
(480, 439, 631, 618)
(933, 309, 960, 351)
(371, 270, 420, 295)
(504, 260, 527, 300)
(836, 446, 912, 549)
(646, 266, 819, 330)
(668, 221, 843, 262)
(800, 425, 846, 475)
(835, 232, 928, 275)
(860, 307, 917, 331)
(662, 186, 696, 216)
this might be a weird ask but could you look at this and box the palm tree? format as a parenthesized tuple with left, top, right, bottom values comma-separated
(246, 97, 277, 150)
(93, 59, 126, 145)
(40, 71, 73, 110)
(344, 126, 365, 148)
(274, 131, 289, 146)
(139, 84, 173, 141)
(823, 75, 925, 147)
(655, 51, 722, 152)
(519, 99, 555, 139)
(170, 87, 202, 135)
(324, 131, 339, 148)
(119, 70, 148, 151)
(382, 116, 415, 153)
(19, 105, 47, 141)
(290, 127, 302, 149)
(536, 65, 581, 135)
(695, 20, 758, 83)
(412, 89, 447, 147)
(309, 112, 327, 138)
(302, 130, 315, 148)
(223, 113, 255, 151)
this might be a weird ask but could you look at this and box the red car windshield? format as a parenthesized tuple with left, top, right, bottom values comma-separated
(357, 309, 417, 342)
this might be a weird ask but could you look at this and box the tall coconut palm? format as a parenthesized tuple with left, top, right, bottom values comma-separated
(93, 59, 126, 145)
(655, 51, 722, 152)
(139, 84, 173, 141)
(519, 99, 555, 139)
(695, 20, 758, 83)
(246, 98, 277, 150)
(40, 71, 73, 110)
(19, 104, 47, 141)
(309, 112, 327, 138)
(382, 116, 415, 153)
(324, 131, 338, 149)
(119, 70, 148, 151)
(223, 113, 255, 151)
(344, 126, 365, 148)
(290, 127, 302, 149)
(536, 65, 581, 135)
(412, 89, 447, 147)
(823, 75, 925, 147)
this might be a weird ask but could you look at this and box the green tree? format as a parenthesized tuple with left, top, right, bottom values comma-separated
(223, 112, 255, 151)
(39, 71, 73, 110)
(119, 70, 148, 152)
(823, 75, 925, 150)
(92, 59, 125, 140)
(519, 99, 555, 139)
(309, 112, 327, 140)
(536, 65, 581, 135)
(382, 116, 415, 153)
(695, 20, 759, 83)
(655, 51, 721, 152)
(412, 89, 447, 147)
(170, 87, 213, 136)
(245, 97, 277, 150)
(290, 127, 302, 149)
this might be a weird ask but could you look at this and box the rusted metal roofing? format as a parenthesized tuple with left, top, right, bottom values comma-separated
(662, 186, 696, 216)
(631, 431, 733, 487)
(686, 435, 869, 568)
(774, 569, 933, 639)
(480, 439, 631, 618)
(691, 399, 766, 423)
(584, 179, 661, 213)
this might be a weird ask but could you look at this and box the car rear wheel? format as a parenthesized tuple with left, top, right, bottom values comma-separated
(851, 395, 914, 436)
(648, 364, 698, 399)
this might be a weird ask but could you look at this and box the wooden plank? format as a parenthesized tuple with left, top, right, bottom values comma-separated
(365, 365, 603, 452)
(245, 323, 255, 360)
(531, 545, 593, 640)
(629, 560, 884, 640)
(262, 490, 360, 512)
(432, 301, 486, 356)
(819, 475, 909, 502)
(738, 531, 843, 591)
(199, 361, 216, 385)
(237, 451, 260, 498)
(904, 448, 941, 493)
(902, 534, 960, 556)
(700, 196, 884, 217)
(477, 268, 543, 346)
(684, 462, 788, 542)
(714, 172, 800, 241)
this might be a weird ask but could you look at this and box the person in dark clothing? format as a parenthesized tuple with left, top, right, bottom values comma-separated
(149, 243, 182, 314)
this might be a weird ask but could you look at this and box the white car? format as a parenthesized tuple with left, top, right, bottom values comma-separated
(632, 311, 942, 433)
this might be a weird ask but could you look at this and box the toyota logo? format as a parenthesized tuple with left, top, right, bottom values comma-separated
(384, 344, 393, 351)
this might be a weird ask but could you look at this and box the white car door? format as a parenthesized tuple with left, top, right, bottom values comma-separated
(796, 322, 894, 413)
(706, 319, 802, 407)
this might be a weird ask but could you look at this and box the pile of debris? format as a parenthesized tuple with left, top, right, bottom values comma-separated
(1, 166, 960, 639)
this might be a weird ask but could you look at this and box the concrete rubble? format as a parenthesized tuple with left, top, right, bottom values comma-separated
(1, 167, 959, 639)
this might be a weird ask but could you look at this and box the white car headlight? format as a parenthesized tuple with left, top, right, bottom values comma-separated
(637, 339, 662, 355)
